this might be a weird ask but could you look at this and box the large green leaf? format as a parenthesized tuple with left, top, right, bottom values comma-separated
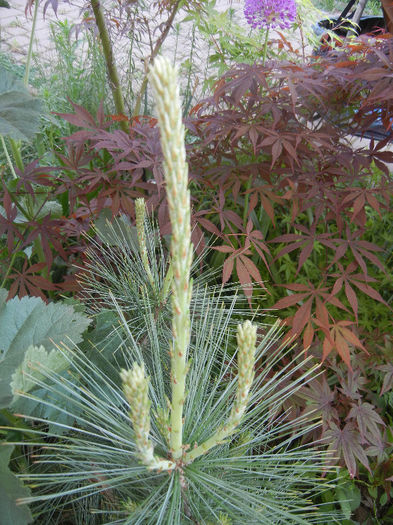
(0, 445, 32, 524)
(0, 68, 43, 141)
(10, 344, 68, 398)
(0, 290, 91, 408)
(9, 344, 80, 434)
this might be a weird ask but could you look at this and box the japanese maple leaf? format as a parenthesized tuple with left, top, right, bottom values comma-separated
(100, 182, 144, 217)
(270, 222, 336, 275)
(347, 402, 385, 445)
(214, 232, 265, 301)
(272, 281, 348, 337)
(56, 142, 95, 172)
(329, 225, 385, 275)
(244, 218, 271, 272)
(15, 160, 55, 195)
(0, 189, 23, 253)
(377, 363, 393, 395)
(329, 262, 389, 321)
(316, 319, 367, 368)
(336, 368, 367, 401)
(211, 188, 243, 233)
(300, 375, 338, 429)
(341, 186, 385, 224)
(192, 210, 221, 238)
(325, 421, 371, 478)
(24, 215, 68, 268)
(69, 167, 112, 195)
(246, 183, 282, 227)
(191, 210, 221, 257)
(55, 99, 111, 130)
(7, 261, 56, 300)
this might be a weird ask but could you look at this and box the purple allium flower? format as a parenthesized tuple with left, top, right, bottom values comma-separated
(244, 0, 297, 30)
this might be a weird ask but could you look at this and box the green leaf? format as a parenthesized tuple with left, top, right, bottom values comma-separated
(0, 291, 91, 408)
(10, 344, 68, 400)
(0, 68, 43, 141)
(10, 346, 82, 435)
(380, 491, 388, 506)
(337, 487, 352, 520)
(0, 445, 32, 524)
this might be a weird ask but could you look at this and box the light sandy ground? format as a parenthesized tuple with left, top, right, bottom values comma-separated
(0, 0, 246, 60)
(0, 1, 256, 106)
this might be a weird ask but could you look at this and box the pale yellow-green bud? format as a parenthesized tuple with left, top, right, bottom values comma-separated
(229, 320, 257, 425)
(185, 321, 257, 463)
(121, 364, 175, 471)
(135, 198, 154, 288)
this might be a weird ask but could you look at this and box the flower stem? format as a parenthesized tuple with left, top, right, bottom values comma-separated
(262, 26, 270, 66)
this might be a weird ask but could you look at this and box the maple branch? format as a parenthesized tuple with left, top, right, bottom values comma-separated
(133, 0, 181, 117)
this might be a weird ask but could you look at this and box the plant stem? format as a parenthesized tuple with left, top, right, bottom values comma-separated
(24, 0, 40, 87)
(133, 1, 181, 117)
(90, 0, 128, 133)
(9, 139, 24, 172)
(1, 249, 19, 289)
(33, 237, 49, 279)
(1, 136, 18, 179)
(262, 26, 270, 66)
(243, 174, 253, 228)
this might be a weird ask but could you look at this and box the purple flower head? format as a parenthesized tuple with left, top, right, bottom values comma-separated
(244, 0, 297, 30)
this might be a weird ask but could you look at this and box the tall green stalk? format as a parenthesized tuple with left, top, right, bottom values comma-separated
(149, 57, 193, 461)
(262, 26, 270, 66)
(24, 0, 40, 86)
(90, 0, 128, 133)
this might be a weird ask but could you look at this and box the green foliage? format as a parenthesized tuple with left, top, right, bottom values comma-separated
(3, 58, 341, 524)
(0, 289, 90, 408)
(0, 68, 43, 142)
(12, 286, 339, 523)
(0, 445, 32, 524)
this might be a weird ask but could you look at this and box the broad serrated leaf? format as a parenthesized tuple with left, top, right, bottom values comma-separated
(10, 344, 68, 401)
(0, 291, 90, 408)
(0, 68, 43, 141)
(0, 445, 32, 524)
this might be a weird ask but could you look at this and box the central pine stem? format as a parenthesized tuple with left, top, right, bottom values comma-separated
(149, 58, 192, 461)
